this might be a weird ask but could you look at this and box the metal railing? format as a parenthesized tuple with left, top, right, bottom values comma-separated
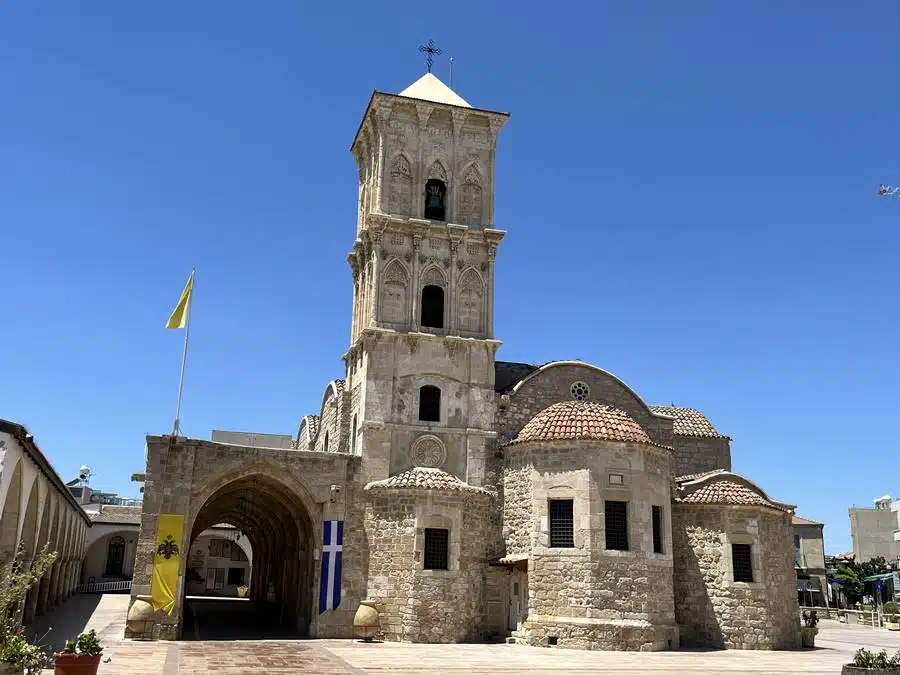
(76, 580, 132, 594)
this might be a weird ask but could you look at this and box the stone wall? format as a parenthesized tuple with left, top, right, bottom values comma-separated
(364, 486, 495, 642)
(496, 364, 675, 450)
(505, 439, 678, 651)
(672, 436, 731, 476)
(128, 436, 366, 640)
(672, 503, 800, 649)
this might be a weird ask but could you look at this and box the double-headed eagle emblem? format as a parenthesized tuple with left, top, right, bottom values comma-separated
(156, 535, 180, 560)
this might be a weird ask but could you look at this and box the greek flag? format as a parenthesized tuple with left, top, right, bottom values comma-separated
(319, 520, 343, 613)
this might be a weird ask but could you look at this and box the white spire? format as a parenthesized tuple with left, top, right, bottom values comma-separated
(398, 73, 471, 108)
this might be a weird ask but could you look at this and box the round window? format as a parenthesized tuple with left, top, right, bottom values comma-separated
(570, 381, 590, 401)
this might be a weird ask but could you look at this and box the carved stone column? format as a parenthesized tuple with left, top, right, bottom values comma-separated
(371, 230, 383, 325)
(448, 239, 459, 333)
(411, 234, 422, 330)
(486, 244, 497, 337)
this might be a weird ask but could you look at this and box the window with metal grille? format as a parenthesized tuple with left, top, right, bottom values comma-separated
(732, 544, 754, 582)
(652, 505, 663, 554)
(548, 499, 574, 548)
(419, 386, 441, 422)
(604, 500, 629, 551)
(424, 528, 449, 570)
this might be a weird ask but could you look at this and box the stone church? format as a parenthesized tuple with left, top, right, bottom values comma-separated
(126, 71, 801, 651)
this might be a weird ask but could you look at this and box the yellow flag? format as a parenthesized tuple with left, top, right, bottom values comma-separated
(150, 514, 185, 615)
(165, 271, 194, 330)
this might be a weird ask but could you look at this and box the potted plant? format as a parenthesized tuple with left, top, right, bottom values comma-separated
(842, 648, 900, 674)
(839, 610, 847, 623)
(237, 584, 249, 598)
(0, 544, 57, 675)
(801, 609, 819, 648)
(53, 630, 103, 675)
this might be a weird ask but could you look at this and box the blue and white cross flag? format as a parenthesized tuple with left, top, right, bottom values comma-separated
(319, 520, 343, 613)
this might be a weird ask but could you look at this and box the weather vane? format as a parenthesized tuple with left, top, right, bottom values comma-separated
(418, 39, 442, 73)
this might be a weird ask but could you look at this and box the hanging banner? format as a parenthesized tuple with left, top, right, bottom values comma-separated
(150, 514, 185, 615)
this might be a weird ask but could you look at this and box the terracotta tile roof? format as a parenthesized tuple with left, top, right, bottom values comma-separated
(304, 415, 320, 439)
(88, 505, 142, 525)
(675, 469, 728, 483)
(793, 515, 822, 526)
(648, 405, 727, 439)
(495, 361, 539, 393)
(676, 473, 784, 510)
(364, 467, 492, 495)
(508, 401, 654, 446)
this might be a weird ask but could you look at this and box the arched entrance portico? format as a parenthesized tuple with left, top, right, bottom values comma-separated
(181, 472, 315, 639)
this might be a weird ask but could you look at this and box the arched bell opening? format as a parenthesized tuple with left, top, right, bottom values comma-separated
(424, 179, 447, 221)
(181, 474, 314, 640)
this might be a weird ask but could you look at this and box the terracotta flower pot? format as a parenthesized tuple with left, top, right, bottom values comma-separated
(800, 626, 818, 648)
(53, 653, 102, 675)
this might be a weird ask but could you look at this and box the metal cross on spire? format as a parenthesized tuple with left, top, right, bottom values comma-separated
(418, 39, 442, 73)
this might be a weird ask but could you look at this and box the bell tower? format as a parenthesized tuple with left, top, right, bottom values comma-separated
(343, 71, 509, 484)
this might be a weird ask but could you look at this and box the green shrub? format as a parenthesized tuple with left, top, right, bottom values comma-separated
(852, 648, 900, 668)
(60, 629, 103, 657)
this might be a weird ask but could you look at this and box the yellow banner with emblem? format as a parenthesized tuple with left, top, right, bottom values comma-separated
(150, 514, 185, 615)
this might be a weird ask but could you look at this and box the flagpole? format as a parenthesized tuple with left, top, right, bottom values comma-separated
(172, 268, 194, 437)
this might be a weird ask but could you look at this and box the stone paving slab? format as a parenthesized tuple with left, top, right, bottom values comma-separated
(33, 595, 900, 674)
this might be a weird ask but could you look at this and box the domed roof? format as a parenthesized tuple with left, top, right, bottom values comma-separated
(508, 401, 653, 446)
(364, 467, 493, 495)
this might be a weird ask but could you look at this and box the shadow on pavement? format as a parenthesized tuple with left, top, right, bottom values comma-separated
(26, 593, 104, 654)
(183, 597, 303, 641)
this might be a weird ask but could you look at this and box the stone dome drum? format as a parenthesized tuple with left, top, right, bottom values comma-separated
(508, 400, 653, 446)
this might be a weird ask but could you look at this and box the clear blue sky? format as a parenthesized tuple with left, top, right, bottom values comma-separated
(2, 1, 898, 554)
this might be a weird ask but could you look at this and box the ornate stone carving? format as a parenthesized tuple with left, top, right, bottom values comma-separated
(428, 160, 448, 182)
(409, 434, 446, 469)
(458, 268, 484, 333)
(421, 266, 446, 288)
(389, 154, 413, 217)
(381, 260, 410, 324)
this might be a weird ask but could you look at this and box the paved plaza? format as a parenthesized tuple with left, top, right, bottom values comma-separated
(29, 594, 900, 674)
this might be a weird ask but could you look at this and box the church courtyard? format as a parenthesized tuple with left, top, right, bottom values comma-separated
(32, 593, 900, 674)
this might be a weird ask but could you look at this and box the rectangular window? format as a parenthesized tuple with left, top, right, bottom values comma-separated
(732, 543, 754, 582)
(424, 528, 449, 570)
(548, 500, 575, 548)
(652, 505, 664, 554)
(605, 500, 629, 551)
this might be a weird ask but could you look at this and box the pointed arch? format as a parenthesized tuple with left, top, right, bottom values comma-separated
(389, 152, 414, 216)
(0, 458, 23, 565)
(458, 161, 484, 226)
(457, 267, 485, 334)
(381, 258, 410, 325)
(421, 265, 447, 289)
(427, 159, 448, 183)
(420, 266, 446, 329)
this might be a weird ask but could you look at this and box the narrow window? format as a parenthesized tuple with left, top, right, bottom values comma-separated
(351, 414, 358, 454)
(652, 505, 663, 554)
(549, 500, 575, 548)
(323, 431, 329, 453)
(420, 285, 444, 328)
(604, 500, 629, 551)
(424, 179, 447, 220)
(105, 536, 126, 576)
(418, 386, 441, 422)
(732, 543, 754, 582)
(424, 528, 449, 570)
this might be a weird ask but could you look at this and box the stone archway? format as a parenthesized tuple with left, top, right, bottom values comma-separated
(0, 459, 23, 566)
(181, 472, 315, 640)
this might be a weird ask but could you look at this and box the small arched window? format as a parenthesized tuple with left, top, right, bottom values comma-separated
(323, 431, 330, 453)
(106, 535, 126, 577)
(351, 415, 358, 455)
(424, 179, 447, 221)
(419, 385, 441, 422)
(421, 285, 444, 329)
